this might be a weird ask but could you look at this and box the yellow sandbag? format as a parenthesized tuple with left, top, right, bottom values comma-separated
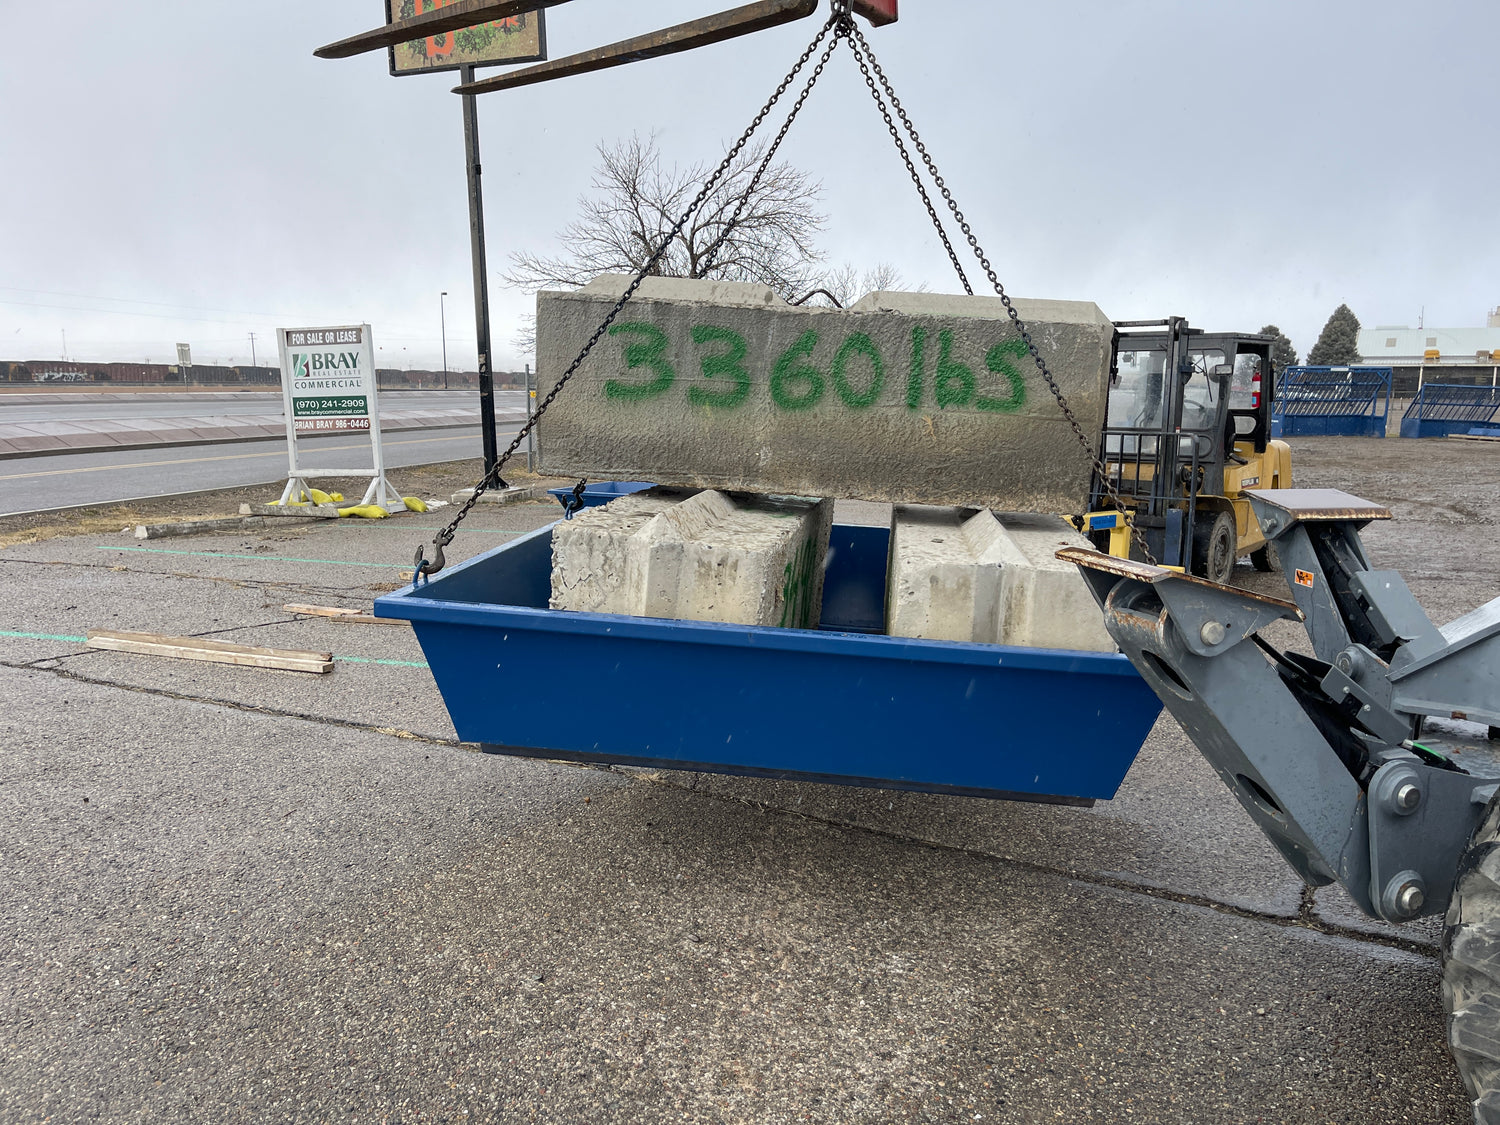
(337, 504, 391, 520)
(403, 497, 428, 513)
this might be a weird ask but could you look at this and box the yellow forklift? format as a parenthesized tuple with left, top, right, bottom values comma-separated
(1083, 317, 1292, 583)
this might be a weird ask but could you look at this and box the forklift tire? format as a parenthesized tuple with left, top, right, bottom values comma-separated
(1443, 791, 1500, 1124)
(1250, 542, 1280, 573)
(1192, 510, 1237, 586)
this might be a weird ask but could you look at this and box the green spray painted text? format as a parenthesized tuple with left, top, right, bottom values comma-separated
(604, 323, 1028, 415)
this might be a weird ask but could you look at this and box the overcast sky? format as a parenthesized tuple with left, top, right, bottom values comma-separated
(3, 0, 1496, 373)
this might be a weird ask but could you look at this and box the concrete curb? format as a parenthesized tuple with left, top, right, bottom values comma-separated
(450, 485, 553, 506)
(133, 515, 318, 540)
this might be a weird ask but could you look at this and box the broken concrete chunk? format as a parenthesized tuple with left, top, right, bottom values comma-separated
(550, 486, 833, 628)
(536, 276, 1113, 512)
(886, 506, 1010, 644)
(992, 513, 1116, 653)
(885, 507, 1115, 652)
(547, 488, 696, 616)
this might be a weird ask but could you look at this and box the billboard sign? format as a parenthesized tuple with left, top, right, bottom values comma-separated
(387, 0, 547, 76)
(275, 324, 405, 511)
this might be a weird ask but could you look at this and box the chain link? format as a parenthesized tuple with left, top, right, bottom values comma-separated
(845, 23, 1156, 564)
(415, 10, 845, 578)
(696, 31, 842, 279)
(845, 44, 971, 295)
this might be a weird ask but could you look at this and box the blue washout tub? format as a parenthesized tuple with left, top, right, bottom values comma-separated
(375, 522, 1163, 804)
(547, 480, 656, 509)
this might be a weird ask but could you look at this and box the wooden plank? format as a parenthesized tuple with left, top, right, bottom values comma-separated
(283, 604, 407, 626)
(86, 630, 335, 674)
(453, 0, 820, 95)
(315, 0, 576, 60)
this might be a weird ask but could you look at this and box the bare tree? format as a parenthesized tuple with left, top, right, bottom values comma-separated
(503, 134, 827, 298)
(813, 261, 914, 308)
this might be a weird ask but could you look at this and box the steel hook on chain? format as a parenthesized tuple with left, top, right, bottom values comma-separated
(413, 531, 451, 584)
(562, 478, 588, 520)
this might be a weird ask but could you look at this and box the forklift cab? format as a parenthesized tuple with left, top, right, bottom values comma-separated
(1095, 319, 1280, 579)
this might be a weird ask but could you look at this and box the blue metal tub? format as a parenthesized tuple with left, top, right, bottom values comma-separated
(375, 523, 1162, 804)
(547, 480, 655, 509)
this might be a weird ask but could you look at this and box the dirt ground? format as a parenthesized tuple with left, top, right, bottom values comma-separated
(0, 459, 570, 549)
(1279, 435, 1500, 630)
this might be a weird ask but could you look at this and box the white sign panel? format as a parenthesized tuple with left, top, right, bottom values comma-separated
(275, 324, 404, 511)
(281, 325, 375, 433)
(175, 342, 192, 368)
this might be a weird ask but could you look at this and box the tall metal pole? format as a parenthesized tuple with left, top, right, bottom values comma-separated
(461, 63, 499, 474)
(440, 290, 449, 390)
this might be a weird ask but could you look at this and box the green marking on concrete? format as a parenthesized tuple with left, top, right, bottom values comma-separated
(770, 330, 825, 411)
(0, 629, 428, 669)
(688, 324, 751, 408)
(101, 547, 412, 569)
(605, 322, 676, 401)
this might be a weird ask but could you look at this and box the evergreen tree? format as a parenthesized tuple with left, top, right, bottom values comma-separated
(1259, 324, 1299, 378)
(1307, 305, 1362, 366)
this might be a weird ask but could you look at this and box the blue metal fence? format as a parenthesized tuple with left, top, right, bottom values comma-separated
(1399, 383, 1500, 438)
(1272, 366, 1392, 438)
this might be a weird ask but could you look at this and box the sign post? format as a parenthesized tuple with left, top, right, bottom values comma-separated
(275, 324, 405, 511)
(382, 2, 548, 476)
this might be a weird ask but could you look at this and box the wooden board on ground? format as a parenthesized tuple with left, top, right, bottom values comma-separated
(85, 630, 335, 673)
(283, 603, 406, 626)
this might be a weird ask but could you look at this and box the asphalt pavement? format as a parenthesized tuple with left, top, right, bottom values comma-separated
(0, 493, 1474, 1123)
(0, 426, 518, 516)
(0, 389, 526, 459)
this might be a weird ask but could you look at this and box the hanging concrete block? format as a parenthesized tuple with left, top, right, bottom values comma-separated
(550, 486, 833, 628)
(535, 277, 1114, 512)
(885, 506, 1011, 643)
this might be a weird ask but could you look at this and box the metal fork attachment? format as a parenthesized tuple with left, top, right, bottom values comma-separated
(1063, 488, 1500, 924)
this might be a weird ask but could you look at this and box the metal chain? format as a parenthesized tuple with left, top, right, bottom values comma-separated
(845, 24, 1156, 563)
(415, 9, 844, 578)
(696, 30, 843, 280)
(844, 40, 972, 295)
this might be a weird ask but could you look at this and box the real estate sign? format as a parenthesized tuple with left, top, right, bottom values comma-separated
(275, 324, 404, 511)
(281, 325, 377, 434)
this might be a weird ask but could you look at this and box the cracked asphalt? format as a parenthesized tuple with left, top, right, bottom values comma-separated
(0, 440, 1494, 1123)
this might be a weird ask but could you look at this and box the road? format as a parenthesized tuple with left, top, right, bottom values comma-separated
(0, 425, 519, 515)
(0, 388, 527, 423)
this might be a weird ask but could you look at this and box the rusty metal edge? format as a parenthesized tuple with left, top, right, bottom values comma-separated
(452, 0, 821, 94)
(1057, 546, 1305, 616)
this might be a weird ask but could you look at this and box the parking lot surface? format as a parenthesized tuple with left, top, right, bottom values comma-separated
(1, 441, 1494, 1123)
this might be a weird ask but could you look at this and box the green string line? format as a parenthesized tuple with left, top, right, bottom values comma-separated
(100, 546, 412, 569)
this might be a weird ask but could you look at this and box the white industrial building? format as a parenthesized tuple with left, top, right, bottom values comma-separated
(1357, 308, 1500, 393)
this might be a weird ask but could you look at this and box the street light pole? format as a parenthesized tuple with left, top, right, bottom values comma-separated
(440, 291, 449, 390)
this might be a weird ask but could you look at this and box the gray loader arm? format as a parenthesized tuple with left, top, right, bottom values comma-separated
(1064, 488, 1500, 924)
